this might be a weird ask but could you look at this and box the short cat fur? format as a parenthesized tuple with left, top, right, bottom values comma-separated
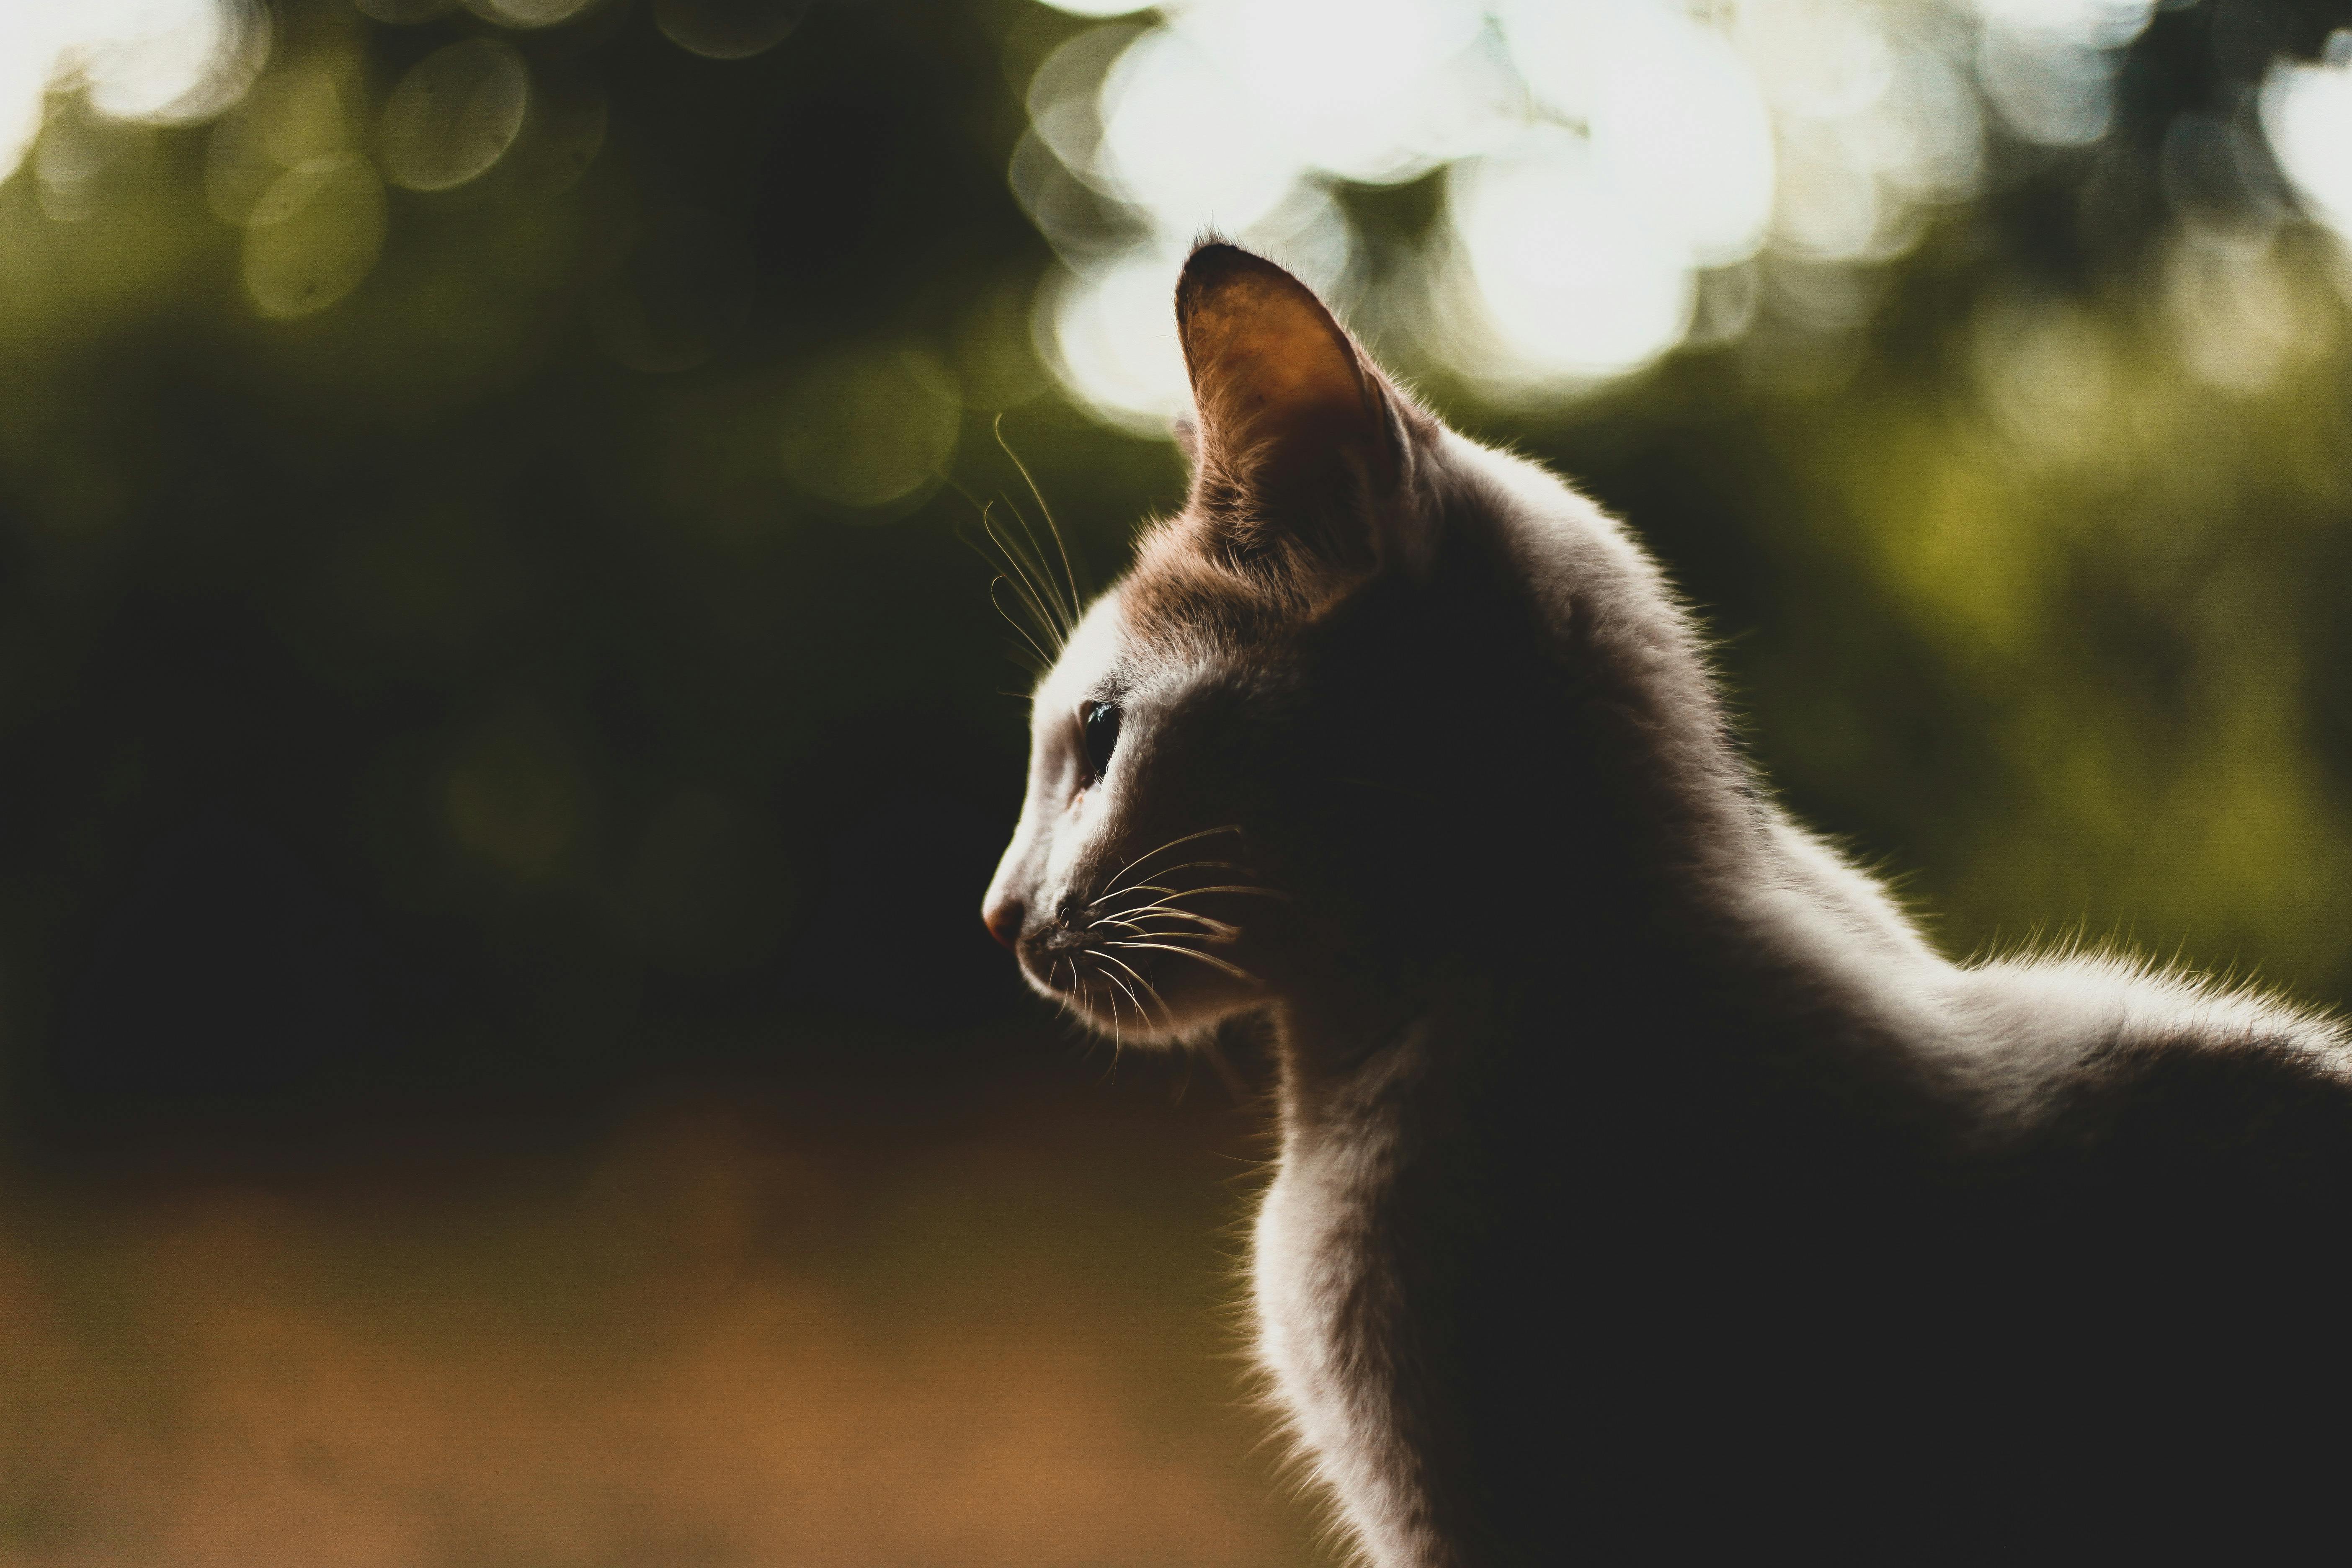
(983, 242, 2352, 1564)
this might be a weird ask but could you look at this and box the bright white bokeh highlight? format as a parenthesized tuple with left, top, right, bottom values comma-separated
(1093, 27, 1298, 236)
(0, 0, 266, 188)
(1017, 0, 2215, 426)
(1165, 0, 1498, 185)
(1041, 242, 1194, 434)
(2262, 35, 2352, 240)
(1445, 128, 1697, 390)
(1970, 0, 2156, 49)
(1023, 0, 1994, 422)
(1590, 20, 1777, 268)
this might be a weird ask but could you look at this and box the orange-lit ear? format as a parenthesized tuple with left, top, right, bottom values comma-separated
(1175, 244, 1404, 575)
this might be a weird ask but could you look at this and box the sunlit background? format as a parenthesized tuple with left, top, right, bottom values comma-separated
(1023, 0, 2352, 411)
(3, 0, 2352, 1561)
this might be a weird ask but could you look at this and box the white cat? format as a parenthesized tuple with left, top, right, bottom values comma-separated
(983, 242, 2352, 1565)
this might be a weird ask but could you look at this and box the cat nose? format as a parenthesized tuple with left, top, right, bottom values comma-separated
(982, 893, 1024, 950)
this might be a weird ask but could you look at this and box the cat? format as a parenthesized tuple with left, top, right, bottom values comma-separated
(981, 242, 2352, 1565)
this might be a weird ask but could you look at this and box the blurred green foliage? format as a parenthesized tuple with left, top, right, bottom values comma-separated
(2, 0, 2350, 1151)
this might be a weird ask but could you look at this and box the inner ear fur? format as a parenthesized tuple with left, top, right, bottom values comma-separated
(1174, 243, 1409, 583)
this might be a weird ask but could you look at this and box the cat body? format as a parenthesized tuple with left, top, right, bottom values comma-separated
(983, 245, 2352, 1563)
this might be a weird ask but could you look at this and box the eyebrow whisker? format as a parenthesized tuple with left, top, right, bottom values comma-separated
(996, 415, 1085, 639)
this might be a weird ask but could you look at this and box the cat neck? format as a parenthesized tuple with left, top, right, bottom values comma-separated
(1269, 797, 1954, 1125)
(1265, 438, 1955, 1114)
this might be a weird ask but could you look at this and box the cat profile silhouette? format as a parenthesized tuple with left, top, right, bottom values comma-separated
(984, 241, 2352, 1566)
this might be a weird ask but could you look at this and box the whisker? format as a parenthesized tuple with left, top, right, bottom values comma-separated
(1102, 966, 1144, 1017)
(1113, 896, 1217, 918)
(1096, 826, 1243, 900)
(1087, 962, 1126, 1051)
(1110, 916, 1242, 944)
(1098, 910, 1240, 938)
(1096, 962, 1152, 1047)
(1086, 861, 1246, 907)
(1124, 885, 1290, 905)
(1106, 939, 1260, 984)
(1095, 950, 1177, 1032)
(1127, 905, 1238, 924)
(1130, 927, 1240, 947)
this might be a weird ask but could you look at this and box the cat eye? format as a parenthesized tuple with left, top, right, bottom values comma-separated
(1082, 700, 1122, 781)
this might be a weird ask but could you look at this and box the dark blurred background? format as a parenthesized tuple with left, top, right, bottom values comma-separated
(3, 0, 2350, 1560)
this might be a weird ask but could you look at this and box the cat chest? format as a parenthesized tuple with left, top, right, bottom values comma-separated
(1252, 1129, 1414, 1539)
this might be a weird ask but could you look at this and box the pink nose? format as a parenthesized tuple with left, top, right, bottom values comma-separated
(983, 895, 1024, 950)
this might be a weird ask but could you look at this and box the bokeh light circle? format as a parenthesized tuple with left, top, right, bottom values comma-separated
(1165, 0, 1493, 186)
(1446, 127, 1697, 392)
(2262, 43, 2352, 240)
(1013, 0, 2230, 428)
(80, 0, 268, 124)
(242, 153, 389, 319)
(1587, 16, 1775, 267)
(464, 0, 598, 26)
(1093, 27, 1302, 237)
(655, 0, 810, 61)
(779, 349, 964, 510)
(0, 0, 271, 186)
(353, 0, 460, 21)
(380, 39, 530, 193)
(206, 70, 343, 225)
(1038, 248, 1192, 434)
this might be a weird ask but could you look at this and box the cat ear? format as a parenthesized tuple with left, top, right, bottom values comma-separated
(1174, 243, 1419, 584)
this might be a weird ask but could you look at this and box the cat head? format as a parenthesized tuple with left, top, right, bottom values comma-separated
(981, 242, 1689, 1043)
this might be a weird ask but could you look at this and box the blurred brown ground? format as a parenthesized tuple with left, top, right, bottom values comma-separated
(0, 1062, 1331, 1567)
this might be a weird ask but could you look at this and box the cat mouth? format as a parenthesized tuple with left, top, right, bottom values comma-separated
(1010, 922, 1153, 1024)
(1021, 919, 1263, 1035)
(1017, 927, 1093, 998)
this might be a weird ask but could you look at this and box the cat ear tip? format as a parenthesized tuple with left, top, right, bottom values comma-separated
(1179, 236, 1283, 299)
